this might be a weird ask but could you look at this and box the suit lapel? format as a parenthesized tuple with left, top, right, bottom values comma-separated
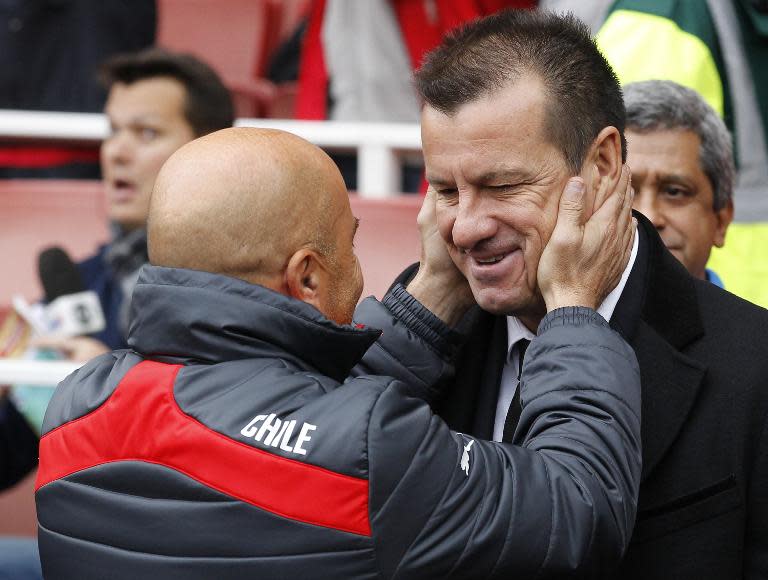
(615, 214, 708, 481)
(632, 322, 706, 480)
(470, 315, 508, 440)
(434, 307, 506, 438)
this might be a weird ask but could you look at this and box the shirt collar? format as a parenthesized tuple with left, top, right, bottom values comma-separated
(506, 225, 639, 360)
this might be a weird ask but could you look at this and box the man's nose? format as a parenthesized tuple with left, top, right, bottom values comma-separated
(451, 193, 497, 251)
(101, 133, 133, 166)
(633, 190, 665, 229)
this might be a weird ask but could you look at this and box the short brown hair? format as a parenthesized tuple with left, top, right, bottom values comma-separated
(100, 48, 234, 137)
(415, 10, 627, 172)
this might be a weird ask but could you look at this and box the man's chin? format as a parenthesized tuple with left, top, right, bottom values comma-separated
(472, 285, 537, 317)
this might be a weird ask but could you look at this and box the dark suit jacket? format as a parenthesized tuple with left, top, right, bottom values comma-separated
(399, 213, 768, 579)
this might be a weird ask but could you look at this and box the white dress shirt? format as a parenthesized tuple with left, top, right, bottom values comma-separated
(492, 228, 639, 441)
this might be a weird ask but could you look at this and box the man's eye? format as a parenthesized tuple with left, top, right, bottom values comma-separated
(663, 186, 689, 199)
(436, 188, 458, 196)
(139, 127, 159, 141)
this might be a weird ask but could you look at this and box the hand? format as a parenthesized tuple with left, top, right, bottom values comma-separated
(30, 335, 110, 362)
(538, 165, 635, 311)
(406, 187, 475, 326)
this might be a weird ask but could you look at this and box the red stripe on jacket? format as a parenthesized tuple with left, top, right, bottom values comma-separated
(36, 360, 371, 536)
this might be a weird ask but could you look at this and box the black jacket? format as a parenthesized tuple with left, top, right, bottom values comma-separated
(0, 396, 38, 490)
(423, 213, 768, 579)
(37, 266, 640, 579)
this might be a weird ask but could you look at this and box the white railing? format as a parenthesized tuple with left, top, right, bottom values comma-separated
(0, 359, 80, 386)
(0, 109, 423, 198)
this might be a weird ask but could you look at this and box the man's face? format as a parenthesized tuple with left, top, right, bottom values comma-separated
(628, 128, 732, 280)
(423, 78, 574, 317)
(324, 196, 364, 325)
(101, 77, 196, 231)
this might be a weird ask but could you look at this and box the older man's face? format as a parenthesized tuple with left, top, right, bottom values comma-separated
(628, 128, 733, 280)
(422, 77, 574, 318)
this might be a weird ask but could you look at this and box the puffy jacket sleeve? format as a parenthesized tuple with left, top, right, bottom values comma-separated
(359, 297, 641, 578)
(352, 284, 463, 403)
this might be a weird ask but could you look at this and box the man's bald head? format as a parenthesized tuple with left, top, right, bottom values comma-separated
(148, 127, 349, 287)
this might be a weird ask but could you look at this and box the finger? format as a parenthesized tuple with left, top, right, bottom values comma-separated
(615, 171, 634, 240)
(556, 177, 587, 229)
(29, 335, 67, 349)
(609, 165, 631, 218)
(618, 199, 636, 265)
(622, 221, 636, 268)
(619, 166, 633, 216)
(417, 186, 437, 229)
(591, 174, 624, 224)
(592, 164, 611, 210)
(614, 182, 633, 233)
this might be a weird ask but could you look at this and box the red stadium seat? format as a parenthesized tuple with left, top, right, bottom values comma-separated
(156, 0, 282, 117)
(348, 195, 422, 299)
(276, 0, 311, 41)
(0, 180, 108, 305)
(0, 180, 421, 304)
(0, 179, 107, 537)
(0, 473, 37, 536)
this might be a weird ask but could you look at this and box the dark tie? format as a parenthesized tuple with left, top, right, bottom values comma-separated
(502, 339, 530, 442)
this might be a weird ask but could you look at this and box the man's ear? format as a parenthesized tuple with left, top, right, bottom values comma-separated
(580, 126, 623, 214)
(713, 199, 734, 248)
(284, 248, 331, 313)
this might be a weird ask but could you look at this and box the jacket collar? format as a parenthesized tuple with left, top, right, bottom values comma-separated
(128, 266, 381, 382)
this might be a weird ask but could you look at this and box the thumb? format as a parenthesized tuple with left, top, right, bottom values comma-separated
(558, 178, 586, 226)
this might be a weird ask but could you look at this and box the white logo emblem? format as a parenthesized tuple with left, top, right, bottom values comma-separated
(460, 439, 474, 476)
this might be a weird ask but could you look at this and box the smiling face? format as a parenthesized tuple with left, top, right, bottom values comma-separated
(423, 77, 575, 319)
(628, 128, 733, 280)
(101, 77, 196, 231)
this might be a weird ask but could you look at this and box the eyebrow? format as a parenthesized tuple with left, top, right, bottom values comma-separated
(427, 169, 535, 187)
(656, 173, 697, 189)
(475, 169, 536, 184)
(353, 217, 360, 239)
(425, 175, 451, 187)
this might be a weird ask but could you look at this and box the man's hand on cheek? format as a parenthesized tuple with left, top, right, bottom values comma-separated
(537, 165, 635, 312)
(406, 188, 475, 326)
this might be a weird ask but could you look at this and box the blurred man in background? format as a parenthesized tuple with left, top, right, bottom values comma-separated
(38, 48, 234, 360)
(625, 80, 734, 286)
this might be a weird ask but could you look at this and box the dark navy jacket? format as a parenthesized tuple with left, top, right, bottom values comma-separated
(0, 396, 38, 490)
(78, 245, 126, 350)
(36, 266, 641, 579)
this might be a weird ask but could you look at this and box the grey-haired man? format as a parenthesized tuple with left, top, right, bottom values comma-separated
(625, 80, 734, 286)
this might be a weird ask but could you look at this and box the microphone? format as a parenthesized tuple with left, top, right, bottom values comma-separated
(37, 247, 105, 337)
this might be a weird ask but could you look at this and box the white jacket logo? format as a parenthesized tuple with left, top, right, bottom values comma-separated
(460, 439, 474, 476)
(240, 413, 316, 456)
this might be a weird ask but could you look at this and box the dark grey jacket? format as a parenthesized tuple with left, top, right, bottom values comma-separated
(36, 266, 641, 579)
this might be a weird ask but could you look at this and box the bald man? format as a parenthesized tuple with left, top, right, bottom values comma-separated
(36, 128, 641, 579)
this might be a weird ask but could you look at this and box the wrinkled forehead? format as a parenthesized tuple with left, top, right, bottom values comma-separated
(421, 84, 565, 185)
